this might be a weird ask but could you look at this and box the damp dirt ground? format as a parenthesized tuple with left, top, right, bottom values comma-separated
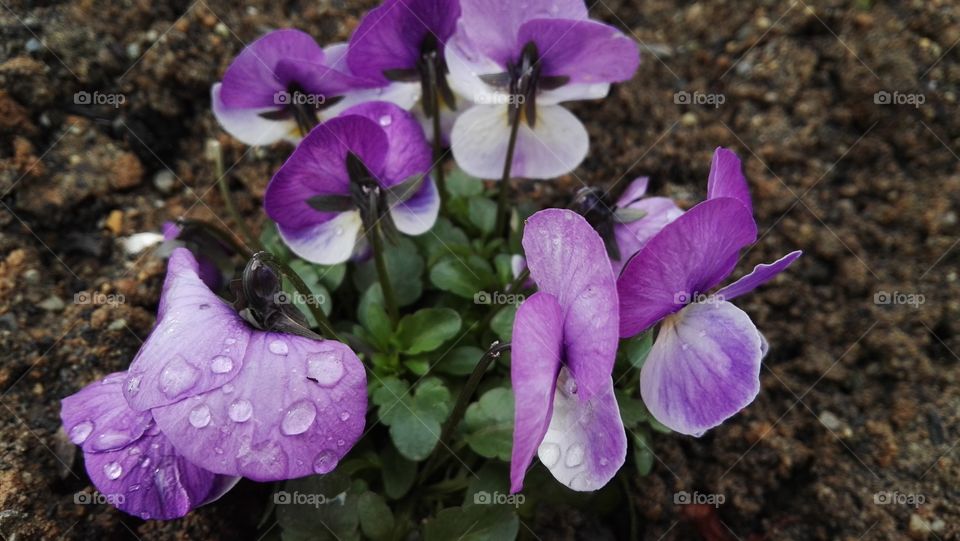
(1, 0, 959, 539)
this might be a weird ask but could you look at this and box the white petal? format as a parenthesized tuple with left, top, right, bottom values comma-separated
(445, 35, 511, 106)
(278, 211, 363, 265)
(390, 179, 440, 235)
(539, 83, 611, 105)
(211, 83, 298, 146)
(322, 82, 421, 121)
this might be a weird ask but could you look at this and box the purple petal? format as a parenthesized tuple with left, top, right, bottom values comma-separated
(61, 374, 236, 520)
(510, 292, 563, 494)
(717, 250, 802, 302)
(389, 176, 440, 235)
(347, 0, 461, 84)
(615, 177, 649, 207)
(451, 104, 588, 179)
(612, 196, 684, 276)
(640, 301, 763, 436)
(278, 211, 365, 265)
(522, 209, 618, 400)
(125, 249, 251, 411)
(151, 335, 367, 481)
(338, 101, 432, 188)
(516, 18, 639, 84)
(707, 147, 752, 214)
(537, 369, 626, 491)
(61, 372, 153, 453)
(211, 83, 297, 146)
(617, 198, 758, 338)
(264, 115, 388, 231)
(456, 0, 588, 66)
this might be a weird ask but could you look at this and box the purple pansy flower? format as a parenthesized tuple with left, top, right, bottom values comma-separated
(617, 150, 801, 436)
(609, 177, 684, 275)
(346, 0, 463, 145)
(212, 29, 419, 146)
(61, 248, 368, 518)
(264, 101, 439, 265)
(446, 0, 640, 179)
(510, 209, 626, 493)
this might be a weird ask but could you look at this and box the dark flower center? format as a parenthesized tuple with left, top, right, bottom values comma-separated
(383, 33, 457, 117)
(479, 42, 570, 128)
(258, 82, 344, 136)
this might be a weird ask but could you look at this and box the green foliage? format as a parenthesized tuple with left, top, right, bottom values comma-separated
(462, 387, 514, 460)
(372, 377, 452, 460)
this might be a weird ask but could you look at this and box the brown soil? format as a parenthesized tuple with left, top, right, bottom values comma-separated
(1, 0, 958, 539)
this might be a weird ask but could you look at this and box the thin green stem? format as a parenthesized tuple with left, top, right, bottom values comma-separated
(493, 105, 523, 237)
(370, 222, 399, 326)
(211, 140, 259, 251)
(430, 83, 447, 208)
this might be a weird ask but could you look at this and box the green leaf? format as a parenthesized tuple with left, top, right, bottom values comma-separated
(403, 358, 430, 376)
(463, 388, 514, 460)
(359, 285, 392, 351)
(357, 492, 394, 540)
(353, 237, 424, 307)
(395, 308, 462, 355)
(493, 254, 515, 286)
(415, 217, 471, 266)
(468, 196, 498, 235)
(289, 258, 346, 291)
(373, 377, 452, 460)
(446, 167, 484, 198)
(381, 442, 416, 499)
(276, 471, 358, 541)
(615, 389, 648, 427)
(632, 427, 654, 476)
(490, 304, 517, 342)
(424, 505, 519, 541)
(621, 330, 653, 370)
(430, 255, 496, 299)
(434, 346, 486, 376)
(260, 220, 290, 261)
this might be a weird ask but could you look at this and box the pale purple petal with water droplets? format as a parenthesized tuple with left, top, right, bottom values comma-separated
(521, 210, 619, 400)
(151, 334, 367, 481)
(640, 301, 763, 436)
(617, 198, 757, 338)
(61, 372, 153, 453)
(707, 147, 752, 214)
(61, 373, 237, 520)
(537, 368, 626, 491)
(510, 292, 563, 494)
(124, 249, 251, 411)
(716, 250, 802, 302)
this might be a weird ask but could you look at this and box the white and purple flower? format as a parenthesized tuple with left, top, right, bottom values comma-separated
(446, 0, 640, 179)
(263, 101, 439, 265)
(510, 209, 626, 493)
(617, 150, 801, 436)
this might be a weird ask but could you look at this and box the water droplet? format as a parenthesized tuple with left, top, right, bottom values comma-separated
(565, 443, 585, 467)
(225, 338, 237, 345)
(104, 462, 123, 480)
(600, 457, 609, 466)
(306, 350, 345, 387)
(698, 330, 707, 338)
(159, 356, 200, 398)
(334, 226, 344, 236)
(228, 399, 253, 423)
(126, 375, 142, 394)
(378, 114, 392, 126)
(337, 439, 345, 447)
(91, 430, 135, 451)
(140, 457, 151, 469)
(281, 400, 316, 435)
(128, 484, 141, 492)
(269, 340, 289, 355)
(312, 450, 339, 474)
(540, 443, 561, 467)
(563, 378, 578, 395)
(199, 303, 210, 310)
(339, 411, 350, 422)
(214, 447, 224, 455)
(69, 421, 93, 444)
(210, 355, 233, 374)
(128, 446, 141, 456)
(681, 343, 690, 351)
(222, 383, 234, 394)
(189, 404, 211, 428)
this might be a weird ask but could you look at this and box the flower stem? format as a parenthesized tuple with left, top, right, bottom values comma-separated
(265, 254, 339, 340)
(210, 140, 259, 252)
(416, 341, 511, 485)
(430, 80, 447, 208)
(493, 105, 522, 237)
(370, 222, 399, 326)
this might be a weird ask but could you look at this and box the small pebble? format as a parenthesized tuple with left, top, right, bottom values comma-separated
(681, 112, 697, 127)
(819, 411, 842, 431)
(153, 170, 176, 194)
(38, 296, 65, 312)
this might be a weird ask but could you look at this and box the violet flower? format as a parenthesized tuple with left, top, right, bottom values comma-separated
(61, 249, 367, 518)
(212, 29, 419, 146)
(346, 0, 462, 143)
(264, 101, 438, 265)
(617, 150, 802, 436)
(510, 209, 626, 493)
(446, 0, 640, 179)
